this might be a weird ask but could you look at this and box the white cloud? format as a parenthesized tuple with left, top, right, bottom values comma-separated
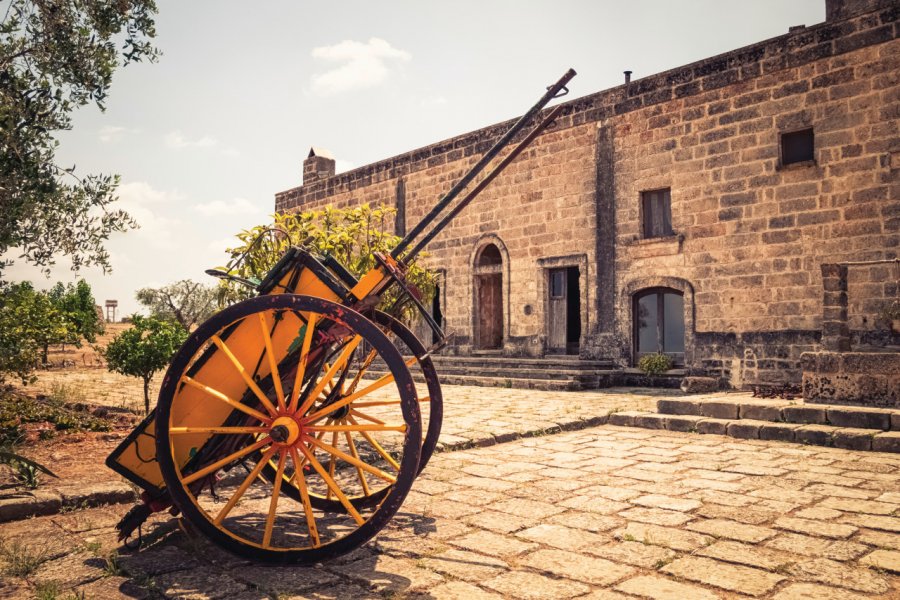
(193, 197, 265, 217)
(310, 37, 410, 96)
(99, 126, 139, 143)
(115, 181, 184, 250)
(117, 181, 183, 205)
(165, 130, 218, 149)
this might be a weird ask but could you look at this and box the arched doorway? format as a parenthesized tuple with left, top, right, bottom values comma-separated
(474, 244, 503, 349)
(633, 287, 685, 364)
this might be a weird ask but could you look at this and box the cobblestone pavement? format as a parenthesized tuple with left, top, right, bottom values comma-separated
(23, 368, 664, 446)
(3, 415, 900, 599)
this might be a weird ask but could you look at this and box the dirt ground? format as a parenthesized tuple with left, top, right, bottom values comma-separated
(2, 323, 142, 492)
(41, 322, 131, 369)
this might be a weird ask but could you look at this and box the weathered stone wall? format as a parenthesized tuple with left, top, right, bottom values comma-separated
(275, 1, 899, 386)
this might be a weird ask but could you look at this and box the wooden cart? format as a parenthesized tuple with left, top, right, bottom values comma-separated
(106, 69, 576, 563)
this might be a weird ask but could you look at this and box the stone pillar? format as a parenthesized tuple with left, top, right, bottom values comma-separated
(821, 263, 850, 351)
(303, 148, 335, 185)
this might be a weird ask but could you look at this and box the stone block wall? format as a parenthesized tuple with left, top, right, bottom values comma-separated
(275, 1, 899, 386)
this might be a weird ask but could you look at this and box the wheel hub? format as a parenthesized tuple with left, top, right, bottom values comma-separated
(270, 416, 300, 445)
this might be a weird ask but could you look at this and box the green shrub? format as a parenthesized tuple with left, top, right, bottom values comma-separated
(101, 315, 188, 414)
(637, 353, 674, 376)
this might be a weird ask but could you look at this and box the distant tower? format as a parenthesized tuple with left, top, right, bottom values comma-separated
(105, 300, 118, 323)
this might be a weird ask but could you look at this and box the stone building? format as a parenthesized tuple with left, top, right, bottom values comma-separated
(276, 0, 899, 388)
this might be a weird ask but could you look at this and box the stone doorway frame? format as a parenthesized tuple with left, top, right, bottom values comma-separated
(469, 235, 510, 352)
(537, 254, 589, 356)
(620, 275, 696, 367)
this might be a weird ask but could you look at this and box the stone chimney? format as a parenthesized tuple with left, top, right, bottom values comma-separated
(825, 0, 882, 20)
(303, 147, 336, 185)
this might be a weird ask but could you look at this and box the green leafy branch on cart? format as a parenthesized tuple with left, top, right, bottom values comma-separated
(215, 204, 438, 317)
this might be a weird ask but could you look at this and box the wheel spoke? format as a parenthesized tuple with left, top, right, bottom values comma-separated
(169, 426, 270, 435)
(296, 335, 362, 419)
(263, 450, 287, 548)
(305, 423, 407, 433)
(298, 441, 365, 525)
(258, 313, 286, 412)
(344, 428, 371, 497)
(214, 447, 277, 525)
(307, 435, 397, 483)
(210, 335, 279, 418)
(347, 415, 400, 471)
(303, 354, 418, 423)
(350, 396, 429, 408)
(326, 430, 338, 501)
(180, 376, 271, 424)
(343, 348, 377, 395)
(349, 408, 385, 425)
(181, 436, 273, 485)
(288, 313, 318, 413)
(288, 447, 320, 547)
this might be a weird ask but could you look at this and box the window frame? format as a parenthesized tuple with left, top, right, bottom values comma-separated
(640, 188, 674, 239)
(633, 287, 685, 366)
(779, 127, 815, 168)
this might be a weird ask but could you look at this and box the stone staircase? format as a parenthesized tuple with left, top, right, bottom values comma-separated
(610, 395, 900, 453)
(368, 354, 622, 391)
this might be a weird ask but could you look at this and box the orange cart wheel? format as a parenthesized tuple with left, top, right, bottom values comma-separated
(155, 294, 421, 563)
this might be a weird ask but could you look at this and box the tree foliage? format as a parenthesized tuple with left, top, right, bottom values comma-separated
(0, 281, 65, 381)
(102, 314, 186, 414)
(216, 205, 437, 313)
(136, 279, 217, 331)
(0, 0, 159, 276)
(48, 279, 104, 344)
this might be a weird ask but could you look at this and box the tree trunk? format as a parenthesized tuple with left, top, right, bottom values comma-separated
(143, 377, 151, 415)
(42, 344, 49, 364)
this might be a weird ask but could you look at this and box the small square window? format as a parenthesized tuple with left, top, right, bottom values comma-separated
(781, 128, 814, 166)
(641, 188, 673, 239)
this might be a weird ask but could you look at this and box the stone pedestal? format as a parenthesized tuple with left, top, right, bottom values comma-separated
(802, 351, 900, 407)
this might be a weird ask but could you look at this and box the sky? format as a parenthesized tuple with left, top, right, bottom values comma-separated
(5, 0, 825, 318)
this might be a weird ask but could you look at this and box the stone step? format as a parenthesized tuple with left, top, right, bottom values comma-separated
(367, 353, 625, 390)
(420, 365, 619, 381)
(367, 366, 624, 389)
(430, 355, 616, 370)
(656, 397, 900, 431)
(436, 374, 586, 391)
(609, 411, 900, 453)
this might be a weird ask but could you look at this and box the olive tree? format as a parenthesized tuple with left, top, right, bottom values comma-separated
(136, 279, 217, 331)
(1, 0, 158, 276)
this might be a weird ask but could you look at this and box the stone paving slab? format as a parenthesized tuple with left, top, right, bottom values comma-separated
(3, 416, 900, 599)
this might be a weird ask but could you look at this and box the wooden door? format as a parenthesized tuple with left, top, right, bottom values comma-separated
(476, 273, 502, 349)
(548, 268, 567, 352)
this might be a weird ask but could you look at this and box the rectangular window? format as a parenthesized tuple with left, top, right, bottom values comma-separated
(641, 188, 673, 239)
(550, 270, 566, 298)
(781, 128, 814, 166)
